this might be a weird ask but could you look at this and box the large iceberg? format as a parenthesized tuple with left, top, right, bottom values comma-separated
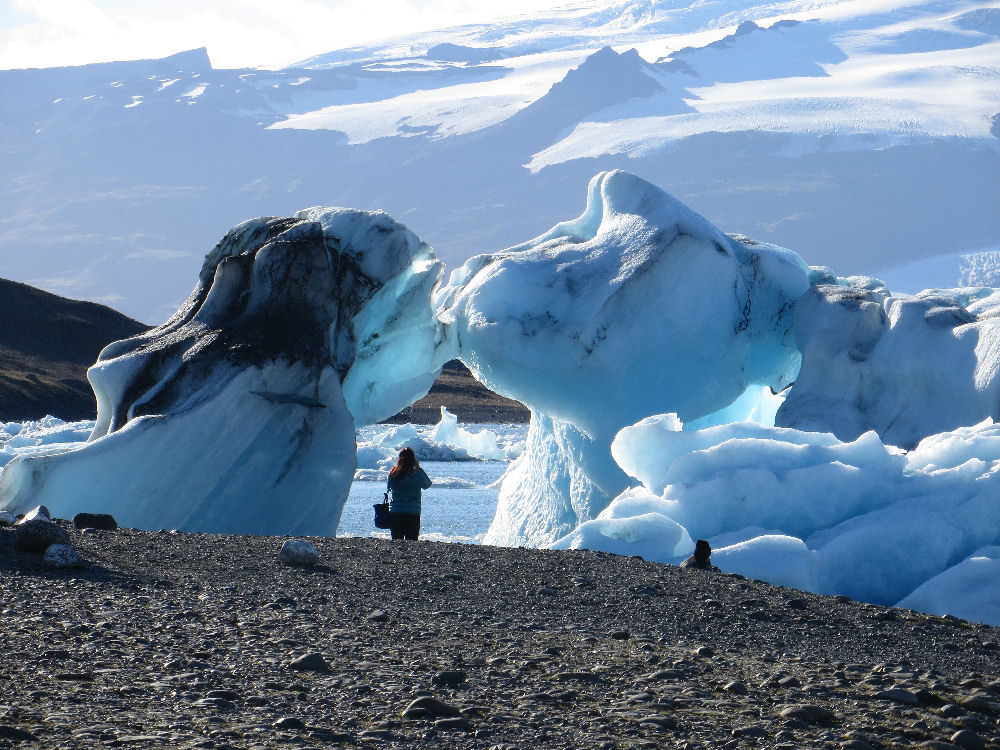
(0, 209, 444, 534)
(437, 170, 809, 544)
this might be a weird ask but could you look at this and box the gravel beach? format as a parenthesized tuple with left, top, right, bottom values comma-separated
(1, 522, 998, 749)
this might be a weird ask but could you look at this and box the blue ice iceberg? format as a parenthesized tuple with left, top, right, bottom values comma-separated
(0, 209, 444, 534)
(437, 170, 809, 544)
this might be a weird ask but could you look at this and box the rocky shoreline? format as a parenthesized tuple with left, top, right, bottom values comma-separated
(1, 523, 998, 749)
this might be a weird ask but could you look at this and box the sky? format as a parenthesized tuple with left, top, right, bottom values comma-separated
(0, 0, 570, 70)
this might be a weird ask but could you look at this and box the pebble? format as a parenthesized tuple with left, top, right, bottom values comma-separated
(274, 717, 306, 731)
(434, 717, 471, 731)
(288, 653, 329, 672)
(779, 704, 836, 724)
(403, 696, 463, 718)
(432, 670, 468, 687)
(876, 687, 920, 704)
(951, 729, 986, 750)
(43, 543, 81, 569)
(0, 725, 38, 742)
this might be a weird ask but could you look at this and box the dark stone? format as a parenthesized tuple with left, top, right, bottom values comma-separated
(54, 672, 93, 682)
(434, 717, 471, 731)
(951, 729, 986, 750)
(288, 653, 329, 672)
(0, 725, 38, 742)
(204, 689, 240, 701)
(274, 717, 306, 731)
(432, 670, 468, 687)
(403, 696, 463, 718)
(14, 519, 69, 553)
(73, 512, 118, 530)
(193, 697, 235, 711)
(779, 704, 836, 724)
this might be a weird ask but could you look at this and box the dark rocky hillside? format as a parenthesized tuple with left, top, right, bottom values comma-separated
(0, 279, 527, 424)
(0, 278, 148, 421)
(388, 360, 530, 424)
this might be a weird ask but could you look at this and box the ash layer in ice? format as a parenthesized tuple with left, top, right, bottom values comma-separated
(0, 209, 443, 534)
(437, 170, 810, 545)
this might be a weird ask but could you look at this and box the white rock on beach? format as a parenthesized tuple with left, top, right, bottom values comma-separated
(279, 539, 320, 567)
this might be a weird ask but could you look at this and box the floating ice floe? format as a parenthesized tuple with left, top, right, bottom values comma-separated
(354, 407, 524, 472)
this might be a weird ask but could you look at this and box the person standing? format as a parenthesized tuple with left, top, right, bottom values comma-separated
(386, 447, 432, 541)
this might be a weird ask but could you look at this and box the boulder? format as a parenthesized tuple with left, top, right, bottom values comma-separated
(15, 519, 69, 553)
(73, 512, 119, 531)
(43, 543, 82, 569)
(279, 539, 320, 567)
(17, 505, 52, 524)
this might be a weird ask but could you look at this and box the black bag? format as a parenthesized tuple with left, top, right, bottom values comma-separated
(374, 492, 391, 529)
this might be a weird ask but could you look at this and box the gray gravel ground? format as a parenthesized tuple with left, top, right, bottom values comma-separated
(1, 522, 999, 749)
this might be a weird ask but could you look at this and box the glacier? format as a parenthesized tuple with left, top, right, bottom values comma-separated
(0, 208, 444, 535)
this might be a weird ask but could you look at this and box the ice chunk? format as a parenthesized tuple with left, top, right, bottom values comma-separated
(713, 535, 816, 592)
(549, 511, 693, 561)
(896, 546, 1000, 626)
(776, 283, 1000, 449)
(0, 210, 444, 534)
(439, 171, 809, 545)
(428, 407, 515, 460)
(593, 413, 1000, 618)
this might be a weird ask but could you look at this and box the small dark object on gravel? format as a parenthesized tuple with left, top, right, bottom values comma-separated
(610, 629, 631, 640)
(288, 653, 329, 672)
(73, 512, 118, 531)
(432, 669, 468, 687)
(951, 728, 987, 750)
(53, 672, 93, 682)
(14, 519, 69, 552)
(779, 704, 836, 724)
(0, 725, 38, 742)
(404, 696, 463, 718)
(434, 716, 471, 731)
(274, 717, 307, 731)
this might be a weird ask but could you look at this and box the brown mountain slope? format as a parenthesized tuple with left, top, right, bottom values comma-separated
(0, 279, 527, 424)
(0, 278, 149, 421)
(387, 359, 529, 424)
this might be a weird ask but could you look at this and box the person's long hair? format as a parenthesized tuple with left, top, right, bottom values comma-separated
(389, 447, 418, 480)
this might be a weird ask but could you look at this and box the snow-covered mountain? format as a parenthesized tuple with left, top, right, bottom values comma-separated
(1, 0, 998, 323)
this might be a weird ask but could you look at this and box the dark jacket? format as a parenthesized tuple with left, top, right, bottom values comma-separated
(387, 468, 432, 515)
